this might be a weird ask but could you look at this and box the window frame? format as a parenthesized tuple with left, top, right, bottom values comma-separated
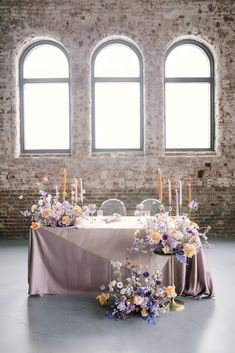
(19, 39, 71, 154)
(164, 39, 215, 152)
(91, 39, 144, 152)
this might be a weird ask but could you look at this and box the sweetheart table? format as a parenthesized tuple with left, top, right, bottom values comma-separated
(28, 216, 214, 297)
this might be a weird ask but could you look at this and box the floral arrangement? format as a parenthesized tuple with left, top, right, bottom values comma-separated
(20, 190, 84, 229)
(132, 201, 211, 264)
(96, 260, 175, 324)
(19, 177, 95, 229)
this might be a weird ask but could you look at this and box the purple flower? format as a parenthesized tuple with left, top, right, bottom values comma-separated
(156, 279, 161, 285)
(21, 210, 31, 217)
(176, 253, 187, 264)
(145, 312, 158, 325)
(143, 271, 150, 278)
(38, 190, 47, 197)
(106, 309, 117, 319)
(162, 234, 168, 240)
(189, 200, 199, 210)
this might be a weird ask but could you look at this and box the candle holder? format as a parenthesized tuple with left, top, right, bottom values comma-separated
(168, 255, 184, 311)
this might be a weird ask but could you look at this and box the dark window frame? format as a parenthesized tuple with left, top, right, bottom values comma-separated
(164, 39, 215, 152)
(19, 40, 71, 154)
(91, 39, 144, 152)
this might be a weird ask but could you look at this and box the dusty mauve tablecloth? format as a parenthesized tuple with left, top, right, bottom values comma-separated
(28, 217, 214, 298)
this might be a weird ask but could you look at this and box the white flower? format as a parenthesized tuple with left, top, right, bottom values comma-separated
(19, 195, 23, 200)
(100, 284, 105, 290)
(116, 282, 123, 289)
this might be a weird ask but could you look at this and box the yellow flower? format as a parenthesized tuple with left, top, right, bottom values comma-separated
(108, 280, 116, 289)
(190, 235, 201, 244)
(41, 208, 50, 219)
(169, 230, 184, 240)
(62, 215, 71, 226)
(31, 222, 40, 230)
(184, 243, 197, 258)
(31, 204, 37, 212)
(151, 230, 162, 243)
(162, 245, 171, 254)
(190, 221, 199, 229)
(96, 293, 110, 306)
(133, 295, 144, 305)
(73, 205, 82, 215)
(141, 309, 149, 317)
(164, 285, 177, 298)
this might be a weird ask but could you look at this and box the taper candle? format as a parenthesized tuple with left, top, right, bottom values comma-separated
(158, 168, 163, 203)
(179, 180, 182, 207)
(80, 178, 83, 204)
(62, 169, 67, 201)
(175, 189, 179, 215)
(74, 177, 78, 204)
(188, 183, 192, 205)
(168, 178, 172, 205)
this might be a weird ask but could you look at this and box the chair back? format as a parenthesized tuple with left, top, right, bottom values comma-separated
(140, 199, 164, 216)
(100, 199, 127, 216)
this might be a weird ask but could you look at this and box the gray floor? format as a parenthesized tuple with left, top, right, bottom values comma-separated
(0, 238, 234, 353)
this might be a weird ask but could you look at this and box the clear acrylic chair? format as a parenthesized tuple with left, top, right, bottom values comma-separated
(100, 199, 127, 216)
(140, 199, 164, 216)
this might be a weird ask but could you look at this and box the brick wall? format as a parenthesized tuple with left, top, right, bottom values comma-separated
(0, 0, 234, 238)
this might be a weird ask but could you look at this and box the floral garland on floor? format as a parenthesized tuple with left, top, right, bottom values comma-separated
(96, 260, 175, 325)
(131, 201, 211, 264)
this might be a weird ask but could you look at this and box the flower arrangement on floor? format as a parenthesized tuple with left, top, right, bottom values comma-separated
(19, 176, 95, 229)
(96, 260, 175, 324)
(132, 201, 211, 264)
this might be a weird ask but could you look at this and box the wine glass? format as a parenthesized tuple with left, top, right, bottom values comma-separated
(88, 204, 97, 223)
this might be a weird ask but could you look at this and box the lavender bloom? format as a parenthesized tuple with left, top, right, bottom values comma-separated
(145, 312, 158, 325)
(38, 190, 47, 197)
(189, 200, 199, 210)
(21, 210, 31, 217)
(143, 271, 150, 278)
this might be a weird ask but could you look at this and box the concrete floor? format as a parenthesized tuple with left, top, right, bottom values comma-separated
(0, 237, 234, 353)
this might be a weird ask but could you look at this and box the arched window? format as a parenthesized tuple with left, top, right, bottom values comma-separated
(19, 40, 70, 152)
(165, 39, 214, 150)
(91, 39, 143, 151)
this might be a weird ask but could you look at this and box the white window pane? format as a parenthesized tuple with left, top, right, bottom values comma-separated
(94, 43, 140, 77)
(24, 83, 70, 150)
(95, 83, 140, 149)
(165, 44, 210, 78)
(24, 45, 69, 78)
(165, 83, 210, 149)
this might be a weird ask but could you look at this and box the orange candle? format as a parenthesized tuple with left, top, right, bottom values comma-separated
(188, 183, 192, 205)
(168, 178, 172, 205)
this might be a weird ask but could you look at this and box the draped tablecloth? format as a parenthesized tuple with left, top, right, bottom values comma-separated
(28, 217, 214, 298)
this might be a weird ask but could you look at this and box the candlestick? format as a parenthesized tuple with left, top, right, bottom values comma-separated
(188, 183, 192, 205)
(74, 177, 78, 204)
(168, 178, 172, 206)
(175, 189, 179, 216)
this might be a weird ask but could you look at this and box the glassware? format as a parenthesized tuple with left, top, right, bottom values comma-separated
(88, 204, 97, 223)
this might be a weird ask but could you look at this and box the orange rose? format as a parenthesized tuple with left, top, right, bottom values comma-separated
(164, 285, 177, 298)
(184, 243, 197, 258)
(31, 222, 40, 230)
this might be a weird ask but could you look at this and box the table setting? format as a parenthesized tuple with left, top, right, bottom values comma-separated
(20, 168, 214, 325)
